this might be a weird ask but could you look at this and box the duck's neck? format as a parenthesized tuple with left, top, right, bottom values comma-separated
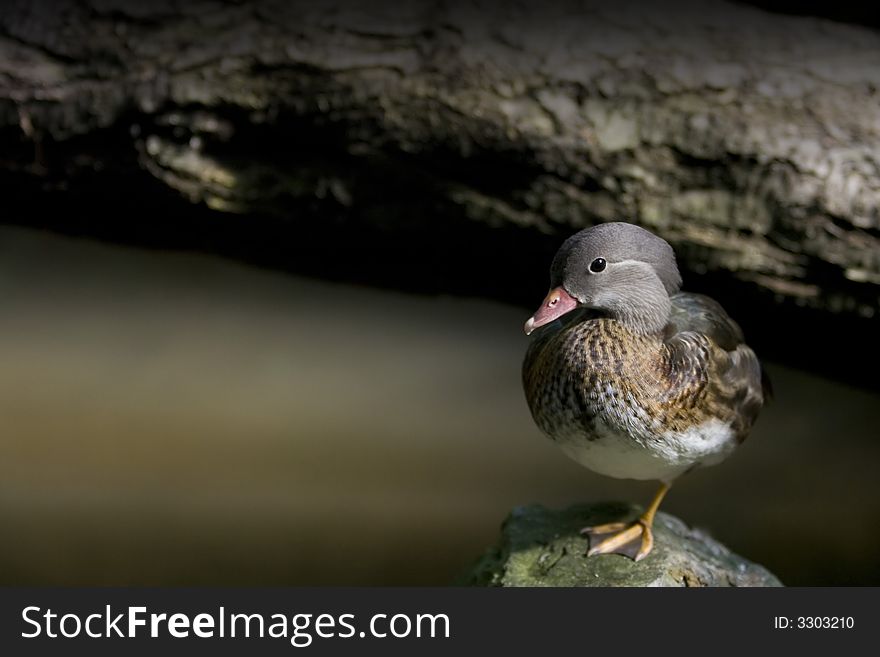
(602, 291, 671, 336)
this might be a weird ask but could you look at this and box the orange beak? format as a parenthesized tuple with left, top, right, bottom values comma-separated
(524, 287, 578, 335)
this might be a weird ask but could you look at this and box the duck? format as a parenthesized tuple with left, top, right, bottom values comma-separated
(522, 222, 768, 561)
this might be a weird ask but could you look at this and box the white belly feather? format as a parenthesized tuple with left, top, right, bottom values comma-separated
(555, 417, 737, 482)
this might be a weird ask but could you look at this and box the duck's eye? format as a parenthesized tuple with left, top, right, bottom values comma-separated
(589, 257, 607, 273)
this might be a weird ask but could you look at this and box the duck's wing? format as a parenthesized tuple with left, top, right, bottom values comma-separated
(666, 292, 744, 350)
(664, 292, 768, 442)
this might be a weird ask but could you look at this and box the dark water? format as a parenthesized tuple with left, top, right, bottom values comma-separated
(0, 227, 877, 585)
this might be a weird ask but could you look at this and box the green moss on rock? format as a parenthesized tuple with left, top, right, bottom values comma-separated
(464, 503, 782, 587)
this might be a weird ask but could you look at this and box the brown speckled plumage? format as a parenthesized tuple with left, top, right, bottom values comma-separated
(523, 293, 765, 456)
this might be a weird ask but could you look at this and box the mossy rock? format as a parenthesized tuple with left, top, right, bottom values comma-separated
(464, 503, 782, 587)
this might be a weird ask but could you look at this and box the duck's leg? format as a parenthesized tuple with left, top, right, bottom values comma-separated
(580, 482, 671, 562)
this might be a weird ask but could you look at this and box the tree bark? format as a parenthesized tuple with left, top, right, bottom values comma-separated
(1, 0, 878, 378)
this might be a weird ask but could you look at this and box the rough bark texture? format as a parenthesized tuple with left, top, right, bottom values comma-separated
(464, 503, 783, 587)
(1, 0, 878, 376)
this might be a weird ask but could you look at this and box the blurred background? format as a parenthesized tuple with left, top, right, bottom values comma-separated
(0, 226, 877, 586)
(1, 0, 879, 586)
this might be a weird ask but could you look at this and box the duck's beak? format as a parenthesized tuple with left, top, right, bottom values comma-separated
(524, 287, 578, 335)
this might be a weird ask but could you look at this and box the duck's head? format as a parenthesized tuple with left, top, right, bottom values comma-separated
(524, 222, 682, 336)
